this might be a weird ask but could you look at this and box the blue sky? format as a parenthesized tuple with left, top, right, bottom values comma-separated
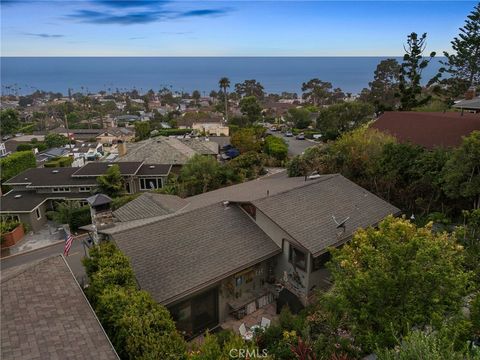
(0, 1, 477, 56)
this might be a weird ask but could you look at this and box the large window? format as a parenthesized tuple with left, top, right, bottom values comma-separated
(169, 288, 218, 339)
(79, 186, 92, 192)
(139, 177, 162, 190)
(289, 244, 307, 271)
(311, 252, 331, 272)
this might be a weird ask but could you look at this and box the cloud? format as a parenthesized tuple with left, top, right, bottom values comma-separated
(68, 9, 169, 24)
(128, 36, 146, 40)
(179, 9, 228, 18)
(24, 32, 64, 38)
(92, 0, 168, 8)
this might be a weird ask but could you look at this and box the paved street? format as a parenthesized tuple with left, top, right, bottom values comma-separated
(1, 236, 88, 284)
(270, 132, 318, 156)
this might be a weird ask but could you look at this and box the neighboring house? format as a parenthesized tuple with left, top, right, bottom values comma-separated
(97, 173, 400, 338)
(0, 142, 9, 157)
(68, 142, 104, 162)
(177, 114, 227, 136)
(96, 127, 135, 145)
(0, 162, 172, 232)
(49, 127, 104, 141)
(115, 115, 139, 126)
(192, 122, 229, 136)
(371, 111, 480, 149)
(117, 137, 219, 166)
(453, 96, 480, 113)
(1, 255, 119, 360)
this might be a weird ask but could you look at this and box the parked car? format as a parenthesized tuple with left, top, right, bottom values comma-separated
(284, 131, 293, 137)
(296, 133, 305, 140)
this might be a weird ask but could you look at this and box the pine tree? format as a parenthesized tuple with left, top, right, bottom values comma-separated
(398, 32, 436, 110)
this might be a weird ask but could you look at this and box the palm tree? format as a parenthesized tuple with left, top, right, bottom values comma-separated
(218, 77, 230, 124)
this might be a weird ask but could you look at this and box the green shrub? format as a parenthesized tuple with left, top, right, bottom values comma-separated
(0, 151, 36, 184)
(151, 128, 192, 137)
(44, 156, 73, 168)
(264, 136, 288, 161)
(16, 144, 32, 151)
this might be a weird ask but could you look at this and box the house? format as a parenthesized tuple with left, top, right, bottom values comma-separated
(115, 115, 139, 126)
(453, 97, 480, 113)
(96, 127, 135, 145)
(371, 111, 480, 149)
(117, 137, 219, 166)
(177, 114, 228, 136)
(96, 173, 400, 338)
(1, 255, 119, 359)
(0, 162, 172, 232)
(49, 127, 104, 141)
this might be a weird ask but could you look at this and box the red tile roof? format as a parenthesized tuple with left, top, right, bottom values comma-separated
(371, 111, 480, 149)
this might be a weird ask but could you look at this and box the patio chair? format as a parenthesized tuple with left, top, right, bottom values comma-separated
(260, 317, 271, 329)
(239, 323, 253, 341)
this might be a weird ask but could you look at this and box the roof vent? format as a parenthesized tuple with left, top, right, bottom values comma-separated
(107, 164, 113, 167)
(306, 171, 321, 180)
(149, 165, 155, 169)
(14, 194, 22, 199)
(52, 170, 59, 173)
(24, 177, 28, 180)
(222, 200, 230, 209)
(332, 215, 350, 229)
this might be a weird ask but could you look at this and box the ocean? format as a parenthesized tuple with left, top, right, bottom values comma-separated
(0, 57, 444, 96)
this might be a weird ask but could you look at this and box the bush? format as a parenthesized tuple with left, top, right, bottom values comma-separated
(151, 128, 193, 137)
(16, 144, 32, 151)
(264, 136, 288, 161)
(51, 201, 91, 231)
(44, 156, 73, 168)
(0, 151, 36, 184)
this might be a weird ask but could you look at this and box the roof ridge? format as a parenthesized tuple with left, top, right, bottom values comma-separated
(1, 254, 62, 284)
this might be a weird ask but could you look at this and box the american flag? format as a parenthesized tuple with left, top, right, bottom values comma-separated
(64, 233, 74, 256)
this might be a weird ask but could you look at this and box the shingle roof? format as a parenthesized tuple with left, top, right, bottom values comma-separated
(371, 111, 480, 148)
(87, 193, 112, 207)
(72, 161, 143, 177)
(113, 192, 188, 222)
(3, 167, 97, 187)
(453, 97, 480, 110)
(117, 137, 218, 165)
(111, 203, 281, 304)
(0, 191, 87, 213)
(1, 256, 119, 360)
(136, 164, 172, 176)
(252, 174, 401, 255)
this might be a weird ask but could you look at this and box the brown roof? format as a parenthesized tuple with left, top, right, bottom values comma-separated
(111, 203, 281, 304)
(1, 256, 119, 360)
(371, 111, 480, 148)
(252, 174, 401, 255)
(3, 167, 97, 187)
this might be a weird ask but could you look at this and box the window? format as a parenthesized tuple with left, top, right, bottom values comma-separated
(311, 252, 331, 272)
(35, 208, 41, 220)
(52, 187, 70, 193)
(139, 178, 162, 190)
(79, 187, 92, 192)
(289, 244, 306, 271)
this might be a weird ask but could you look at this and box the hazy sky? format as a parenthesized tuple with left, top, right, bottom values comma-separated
(0, 0, 477, 56)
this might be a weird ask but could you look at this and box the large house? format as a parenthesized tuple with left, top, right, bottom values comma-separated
(1, 255, 119, 359)
(0, 162, 172, 232)
(371, 111, 480, 149)
(94, 173, 400, 338)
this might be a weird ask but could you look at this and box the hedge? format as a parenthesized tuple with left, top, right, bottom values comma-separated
(264, 136, 288, 161)
(44, 156, 74, 168)
(152, 128, 192, 137)
(0, 151, 36, 184)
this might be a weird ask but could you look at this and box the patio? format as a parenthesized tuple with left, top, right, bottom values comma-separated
(221, 302, 278, 334)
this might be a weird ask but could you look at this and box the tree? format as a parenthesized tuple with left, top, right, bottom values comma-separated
(0, 109, 20, 135)
(264, 136, 288, 161)
(219, 77, 230, 123)
(325, 216, 470, 352)
(398, 32, 436, 110)
(367, 59, 401, 111)
(97, 164, 124, 197)
(286, 108, 312, 129)
(438, 3, 480, 91)
(316, 101, 374, 140)
(134, 121, 150, 141)
(234, 79, 265, 99)
(45, 133, 68, 148)
(178, 154, 224, 196)
(239, 96, 262, 123)
(230, 127, 262, 154)
(301, 79, 333, 106)
(0, 151, 36, 185)
(192, 90, 201, 106)
(442, 131, 480, 209)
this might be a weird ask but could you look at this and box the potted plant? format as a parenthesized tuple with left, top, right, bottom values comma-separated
(0, 220, 25, 248)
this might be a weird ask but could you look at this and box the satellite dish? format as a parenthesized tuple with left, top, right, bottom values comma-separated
(332, 215, 350, 229)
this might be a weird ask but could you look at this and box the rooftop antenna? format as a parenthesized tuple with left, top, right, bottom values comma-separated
(332, 215, 350, 229)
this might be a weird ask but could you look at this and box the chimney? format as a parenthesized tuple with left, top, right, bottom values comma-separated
(86, 194, 114, 244)
(465, 86, 476, 100)
(117, 140, 127, 157)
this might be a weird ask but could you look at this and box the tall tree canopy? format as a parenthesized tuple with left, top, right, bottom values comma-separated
(0, 109, 20, 136)
(301, 78, 334, 106)
(239, 96, 263, 123)
(398, 32, 436, 110)
(97, 164, 125, 197)
(366, 59, 401, 111)
(234, 79, 265, 99)
(218, 77, 230, 122)
(439, 3, 480, 90)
